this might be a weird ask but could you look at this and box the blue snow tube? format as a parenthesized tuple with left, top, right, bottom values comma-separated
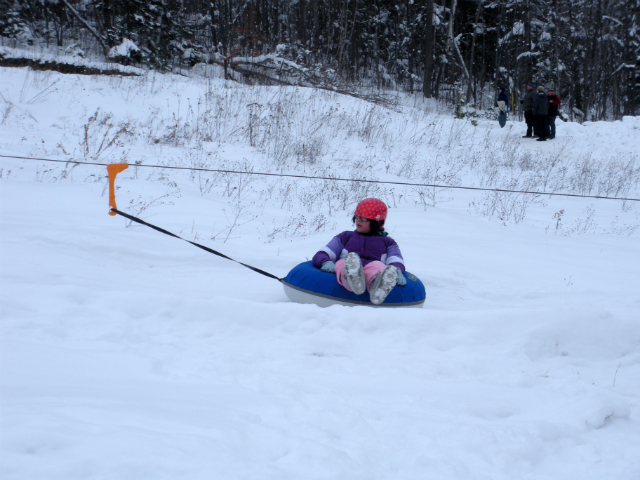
(282, 261, 425, 308)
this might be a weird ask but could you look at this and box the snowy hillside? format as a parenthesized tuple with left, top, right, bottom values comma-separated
(1, 67, 640, 479)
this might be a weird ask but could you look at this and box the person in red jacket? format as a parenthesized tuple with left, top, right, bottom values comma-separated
(547, 89, 561, 139)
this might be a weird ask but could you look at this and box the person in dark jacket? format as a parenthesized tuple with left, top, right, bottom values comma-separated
(312, 198, 406, 305)
(520, 83, 536, 137)
(547, 89, 561, 139)
(496, 86, 509, 127)
(532, 86, 549, 141)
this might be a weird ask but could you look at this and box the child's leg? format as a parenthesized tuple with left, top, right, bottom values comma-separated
(363, 261, 387, 291)
(369, 264, 399, 305)
(336, 254, 366, 295)
(335, 259, 349, 290)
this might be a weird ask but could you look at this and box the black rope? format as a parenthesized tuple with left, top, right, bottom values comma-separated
(1, 153, 640, 203)
(110, 208, 283, 283)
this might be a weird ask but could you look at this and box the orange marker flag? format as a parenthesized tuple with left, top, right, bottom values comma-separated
(107, 163, 129, 215)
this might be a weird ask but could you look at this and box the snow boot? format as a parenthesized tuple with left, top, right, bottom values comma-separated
(369, 266, 399, 305)
(343, 252, 366, 295)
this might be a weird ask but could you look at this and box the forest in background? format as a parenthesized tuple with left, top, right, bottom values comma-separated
(1, 0, 638, 121)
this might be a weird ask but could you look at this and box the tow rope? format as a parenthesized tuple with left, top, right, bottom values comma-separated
(107, 163, 282, 283)
(109, 208, 283, 282)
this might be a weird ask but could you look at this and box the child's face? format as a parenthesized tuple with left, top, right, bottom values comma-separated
(355, 216, 371, 234)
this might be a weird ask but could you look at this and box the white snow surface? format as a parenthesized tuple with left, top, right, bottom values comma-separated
(1, 67, 640, 479)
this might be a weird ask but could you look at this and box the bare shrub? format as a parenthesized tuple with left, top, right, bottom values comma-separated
(219, 159, 258, 200)
(470, 189, 544, 225)
(81, 109, 134, 161)
(265, 212, 333, 242)
(597, 155, 639, 198)
(211, 201, 257, 243)
(601, 215, 640, 236)
(125, 189, 178, 228)
(562, 205, 597, 235)
(568, 156, 598, 195)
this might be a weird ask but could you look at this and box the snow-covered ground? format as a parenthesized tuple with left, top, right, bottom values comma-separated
(1, 66, 639, 479)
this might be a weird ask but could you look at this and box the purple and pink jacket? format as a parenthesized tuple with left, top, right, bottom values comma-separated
(312, 230, 405, 273)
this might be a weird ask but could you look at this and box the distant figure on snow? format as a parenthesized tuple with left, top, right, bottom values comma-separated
(497, 86, 509, 127)
(532, 86, 549, 141)
(496, 86, 509, 113)
(547, 89, 561, 140)
(520, 83, 536, 138)
(312, 198, 406, 305)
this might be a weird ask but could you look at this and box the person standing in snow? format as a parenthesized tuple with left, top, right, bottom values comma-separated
(497, 85, 509, 113)
(520, 82, 537, 138)
(532, 86, 549, 141)
(312, 198, 406, 305)
(547, 89, 561, 140)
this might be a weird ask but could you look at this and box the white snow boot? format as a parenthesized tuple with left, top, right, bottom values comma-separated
(369, 266, 399, 305)
(342, 252, 366, 295)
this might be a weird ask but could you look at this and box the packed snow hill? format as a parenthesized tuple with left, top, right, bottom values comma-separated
(1, 66, 640, 479)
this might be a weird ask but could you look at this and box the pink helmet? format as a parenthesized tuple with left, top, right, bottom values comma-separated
(354, 198, 388, 222)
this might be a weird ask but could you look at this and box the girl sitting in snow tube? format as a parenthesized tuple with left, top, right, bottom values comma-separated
(283, 198, 424, 307)
(312, 198, 406, 305)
